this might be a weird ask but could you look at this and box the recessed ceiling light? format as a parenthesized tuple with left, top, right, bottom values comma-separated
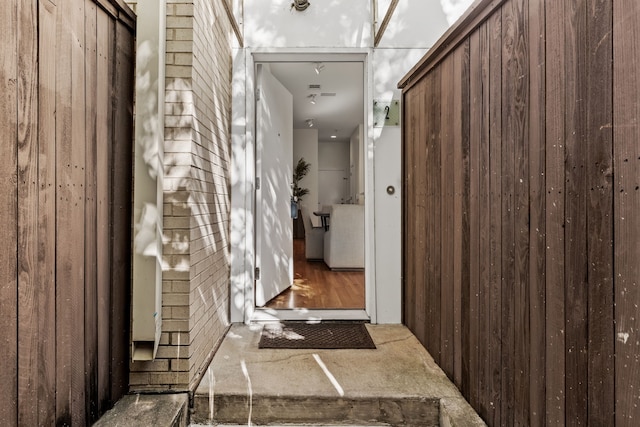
(330, 135, 337, 139)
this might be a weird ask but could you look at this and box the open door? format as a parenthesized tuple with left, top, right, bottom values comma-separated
(255, 64, 294, 307)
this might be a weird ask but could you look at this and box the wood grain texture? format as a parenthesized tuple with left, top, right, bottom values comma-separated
(563, 1, 589, 424)
(458, 40, 471, 399)
(414, 76, 428, 346)
(586, 0, 615, 424)
(487, 11, 503, 426)
(503, 0, 529, 424)
(440, 54, 455, 380)
(477, 22, 492, 421)
(265, 240, 365, 309)
(527, 0, 546, 425)
(71, 1, 88, 423)
(96, 7, 113, 414)
(37, 2, 58, 424)
(614, 0, 640, 424)
(544, 0, 566, 424)
(427, 68, 442, 362)
(84, 1, 99, 422)
(1, 0, 135, 422)
(468, 29, 482, 411)
(110, 20, 135, 400)
(0, 1, 19, 425)
(17, 0, 40, 425)
(401, 0, 633, 424)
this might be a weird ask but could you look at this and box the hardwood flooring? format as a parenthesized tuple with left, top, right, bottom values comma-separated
(264, 239, 365, 309)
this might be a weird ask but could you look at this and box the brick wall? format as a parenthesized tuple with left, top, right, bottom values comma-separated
(127, 0, 233, 391)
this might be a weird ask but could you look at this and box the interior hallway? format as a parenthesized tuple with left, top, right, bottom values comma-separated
(264, 239, 365, 309)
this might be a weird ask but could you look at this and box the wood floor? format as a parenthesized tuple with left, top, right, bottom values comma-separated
(264, 239, 365, 309)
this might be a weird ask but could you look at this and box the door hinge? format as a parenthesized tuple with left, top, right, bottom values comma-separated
(256, 88, 261, 101)
(256, 177, 260, 190)
(255, 267, 260, 280)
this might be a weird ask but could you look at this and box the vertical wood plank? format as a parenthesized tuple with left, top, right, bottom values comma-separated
(614, 0, 640, 424)
(468, 28, 482, 411)
(488, 10, 503, 426)
(111, 20, 134, 399)
(564, 0, 589, 424)
(545, 0, 567, 423)
(427, 68, 442, 363)
(0, 1, 19, 425)
(477, 21, 492, 421)
(452, 44, 464, 389)
(37, 1, 58, 424)
(586, 0, 615, 424)
(458, 40, 471, 398)
(500, 3, 517, 422)
(403, 87, 417, 337)
(55, 0, 87, 423)
(440, 55, 455, 380)
(84, 1, 99, 423)
(528, 0, 546, 425)
(96, 7, 113, 414)
(414, 78, 427, 347)
(503, 0, 530, 425)
(71, 1, 87, 423)
(17, 0, 40, 424)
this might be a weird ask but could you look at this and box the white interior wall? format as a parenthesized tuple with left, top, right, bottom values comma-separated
(318, 141, 350, 206)
(293, 128, 319, 220)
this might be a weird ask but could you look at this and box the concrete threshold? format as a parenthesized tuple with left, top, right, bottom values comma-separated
(191, 324, 485, 426)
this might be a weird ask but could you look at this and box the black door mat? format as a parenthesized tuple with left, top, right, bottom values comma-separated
(258, 321, 376, 349)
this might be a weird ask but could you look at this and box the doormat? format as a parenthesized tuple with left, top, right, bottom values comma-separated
(258, 321, 376, 349)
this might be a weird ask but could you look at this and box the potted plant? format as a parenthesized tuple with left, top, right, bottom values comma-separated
(291, 158, 310, 225)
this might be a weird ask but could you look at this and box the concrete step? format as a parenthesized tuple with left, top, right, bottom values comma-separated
(94, 393, 188, 427)
(191, 324, 485, 426)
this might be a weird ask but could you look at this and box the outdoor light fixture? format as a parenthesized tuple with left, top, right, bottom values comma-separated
(292, 0, 310, 11)
(314, 62, 325, 75)
(308, 94, 317, 104)
(306, 119, 314, 127)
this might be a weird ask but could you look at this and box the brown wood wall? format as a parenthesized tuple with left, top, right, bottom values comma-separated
(401, 0, 640, 425)
(0, 1, 135, 425)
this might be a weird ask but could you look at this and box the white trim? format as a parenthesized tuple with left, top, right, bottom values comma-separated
(250, 309, 370, 323)
(230, 48, 377, 325)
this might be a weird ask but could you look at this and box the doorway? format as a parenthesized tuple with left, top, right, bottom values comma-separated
(253, 59, 367, 316)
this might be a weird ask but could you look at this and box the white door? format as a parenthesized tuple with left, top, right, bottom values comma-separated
(255, 64, 294, 307)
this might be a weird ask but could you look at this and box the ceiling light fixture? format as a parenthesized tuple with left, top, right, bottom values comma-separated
(314, 62, 325, 75)
(308, 94, 317, 104)
(306, 119, 314, 127)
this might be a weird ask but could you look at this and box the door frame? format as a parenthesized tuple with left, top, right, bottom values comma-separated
(230, 48, 377, 324)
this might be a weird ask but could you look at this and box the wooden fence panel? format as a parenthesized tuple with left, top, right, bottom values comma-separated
(1, 0, 135, 424)
(401, 0, 638, 424)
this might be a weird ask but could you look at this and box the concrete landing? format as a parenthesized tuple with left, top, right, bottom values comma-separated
(192, 324, 485, 426)
(94, 392, 188, 427)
